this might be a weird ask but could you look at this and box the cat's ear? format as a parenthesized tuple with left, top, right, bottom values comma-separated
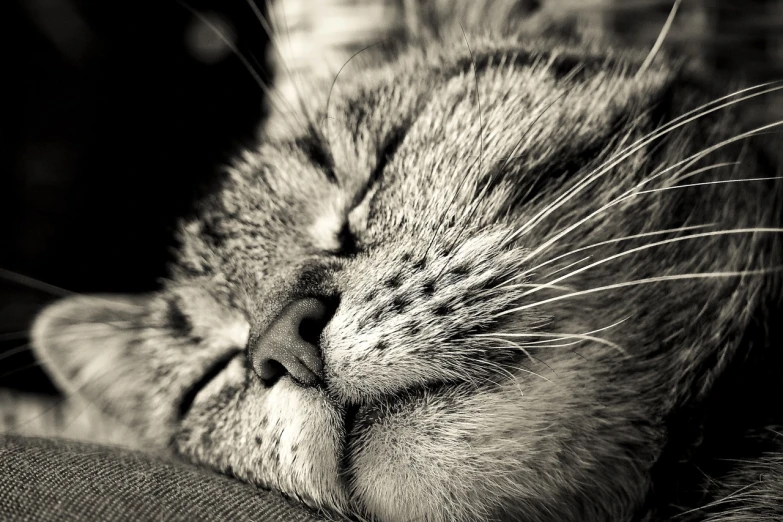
(30, 294, 153, 398)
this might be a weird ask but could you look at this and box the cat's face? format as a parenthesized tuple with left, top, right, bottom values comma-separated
(32, 38, 780, 521)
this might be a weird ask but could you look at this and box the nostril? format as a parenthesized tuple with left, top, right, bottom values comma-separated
(249, 297, 337, 387)
(257, 359, 286, 383)
(299, 315, 328, 346)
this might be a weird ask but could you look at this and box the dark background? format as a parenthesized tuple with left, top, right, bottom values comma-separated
(1, 0, 270, 393)
(1, 0, 781, 396)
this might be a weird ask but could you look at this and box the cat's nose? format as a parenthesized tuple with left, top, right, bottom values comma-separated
(249, 297, 333, 387)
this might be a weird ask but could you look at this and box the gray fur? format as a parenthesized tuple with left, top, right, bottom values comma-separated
(12, 9, 783, 522)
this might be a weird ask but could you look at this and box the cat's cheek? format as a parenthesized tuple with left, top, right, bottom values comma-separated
(172, 374, 351, 513)
(345, 369, 655, 522)
(345, 384, 536, 521)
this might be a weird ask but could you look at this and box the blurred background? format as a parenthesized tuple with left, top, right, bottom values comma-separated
(1, 0, 270, 393)
(1, 0, 782, 395)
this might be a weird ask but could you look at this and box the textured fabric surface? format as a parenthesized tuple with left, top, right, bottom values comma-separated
(0, 435, 326, 522)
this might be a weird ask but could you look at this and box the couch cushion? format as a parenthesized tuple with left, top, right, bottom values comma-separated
(0, 434, 325, 522)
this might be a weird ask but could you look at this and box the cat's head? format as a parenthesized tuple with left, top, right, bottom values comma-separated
(32, 35, 781, 521)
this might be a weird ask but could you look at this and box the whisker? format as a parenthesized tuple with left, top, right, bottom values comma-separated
(0, 271, 145, 309)
(475, 331, 626, 355)
(431, 24, 486, 281)
(501, 83, 783, 248)
(424, 25, 490, 270)
(477, 336, 560, 375)
(0, 360, 49, 380)
(540, 256, 591, 279)
(0, 267, 77, 298)
(1, 390, 72, 436)
(495, 267, 783, 317)
(674, 482, 761, 518)
(514, 120, 783, 268)
(668, 161, 739, 185)
(32, 328, 139, 343)
(482, 282, 576, 296)
(497, 81, 783, 172)
(0, 331, 31, 342)
(517, 228, 783, 300)
(494, 224, 714, 289)
(460, 23, 484, 181)
(766, 427, 783, 439)
(0, 344, 33, 365)
(467, 279, 574, 305)
(57, 392, 109, 440)
(247, 0, 311, 129)
(504, 362, 554, 385)
(490, 317, 631, 347)
(488, 340, 578, 349)
(467, 353, 556, 386)
(29, 319, 133, 334)
(486, 340, 587, 350)
(479, 336, 534, 360)
(464, 357, 526, 393)
(174, 0, 303, 135)
(267, 0, 295, 65)
(634, 0, 682, 80)
(324, 40, 387, 151)
(634, 176, 782, 195)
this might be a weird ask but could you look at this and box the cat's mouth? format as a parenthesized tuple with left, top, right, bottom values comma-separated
(340, 380, 466, 438)
(342, 402, 362, 436)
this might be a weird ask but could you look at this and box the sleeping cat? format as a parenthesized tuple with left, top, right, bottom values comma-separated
(6, 1, 783, 521)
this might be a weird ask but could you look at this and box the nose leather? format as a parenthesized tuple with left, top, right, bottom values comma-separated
(249, 298, 329, 387)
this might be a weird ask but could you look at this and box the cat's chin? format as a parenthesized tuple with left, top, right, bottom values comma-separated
(172, 361, 351, 513)
(172, 358, 528, 521)
(170, 356, 442, 516)
(171, 350, 643, 522)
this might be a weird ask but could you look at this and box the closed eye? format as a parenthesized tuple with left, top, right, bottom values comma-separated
(349, 125, 407, 209)
(296, 125, 337, 183)
(307, 125, 409, 256)
(176, 349, 242, 420)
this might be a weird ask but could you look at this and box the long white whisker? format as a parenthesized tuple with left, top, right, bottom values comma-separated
(483, 317, 631, 348)
(0, 268, 142, 308)
(501, 361, 554, 385)
(0, 267, 76, 298)
(513, 120, 783, 270)
(496, 268, 783, 317)
(502, 83, 783, 247)
(475, 331, 626, 355)
(496, 81, 782, 171)
(498, 224, 714, 288)
(248, 0, 310, 126)
(635, 176, 782, 195)
(518, 228, 783, 300)
(668, 161, 739, 185)
(541, 256, 592, 278)
(174, 0, 302, 134)
(634, 0, 682, 80)
(0, 344, 34, 364)
(467, 359, 523, 395)
(495, 282, 575, 292)
(478, 336, 535, 361)
(675, 482, 761, 517)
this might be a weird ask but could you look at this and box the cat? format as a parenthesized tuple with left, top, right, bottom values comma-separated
(5, 1, 783, 521)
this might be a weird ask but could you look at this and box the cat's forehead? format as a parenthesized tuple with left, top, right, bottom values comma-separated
(175, 41, 672, 280)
